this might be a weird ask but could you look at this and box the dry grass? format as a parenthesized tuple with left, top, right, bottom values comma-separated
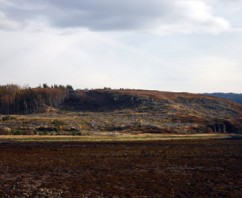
(0, 133, 240, 142)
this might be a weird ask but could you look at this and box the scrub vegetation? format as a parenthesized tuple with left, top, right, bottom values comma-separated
(0, 84, 242, 135)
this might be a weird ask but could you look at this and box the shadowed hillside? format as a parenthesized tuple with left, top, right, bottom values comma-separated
(1, 85, 242, 134)
(207, 93, 242, 105)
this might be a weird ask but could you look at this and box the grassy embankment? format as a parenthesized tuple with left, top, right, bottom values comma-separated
(0, 133, 241, 142)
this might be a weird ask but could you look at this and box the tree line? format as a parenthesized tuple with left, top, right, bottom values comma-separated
(0, 84, 72, 114)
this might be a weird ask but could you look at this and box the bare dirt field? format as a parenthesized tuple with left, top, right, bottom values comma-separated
(0, 138, 241, 197)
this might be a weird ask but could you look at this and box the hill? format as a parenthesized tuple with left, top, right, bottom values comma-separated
(0, 85, 242, 134)
(207, 93, 242, 105)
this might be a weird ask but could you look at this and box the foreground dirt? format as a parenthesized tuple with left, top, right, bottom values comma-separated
(0, 139, 241, 197)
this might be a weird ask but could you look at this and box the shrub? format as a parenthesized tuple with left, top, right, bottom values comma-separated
(2, 115, 16, 121)
(52, 119, 66, 127)
(37, 126, 58, 132)
(0, 127, 11, 135)
(13, 128, 22, 135)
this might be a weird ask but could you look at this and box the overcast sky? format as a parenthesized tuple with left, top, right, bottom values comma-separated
(0, 0, 242, 92)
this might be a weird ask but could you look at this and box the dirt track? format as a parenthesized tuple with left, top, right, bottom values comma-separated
(0, 139, 241, 197)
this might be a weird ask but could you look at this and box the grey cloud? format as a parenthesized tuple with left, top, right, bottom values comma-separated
(0, 11, 21, 30)
(0, 0, 230, 33)
(3, 0, 168, 30)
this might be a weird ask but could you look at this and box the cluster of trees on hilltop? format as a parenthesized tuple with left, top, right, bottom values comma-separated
(0, 84, 71, 114)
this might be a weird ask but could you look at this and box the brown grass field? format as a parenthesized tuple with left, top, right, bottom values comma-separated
(0, 133, 240, 142)
(0, 135, 241, 197)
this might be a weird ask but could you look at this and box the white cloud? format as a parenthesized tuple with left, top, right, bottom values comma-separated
(0, 25, 242, 92)
(153, 0, 230, 35)
(0, 28, 188, 90)
(185, 57, 242, 92)
(0, 0, 241, 92)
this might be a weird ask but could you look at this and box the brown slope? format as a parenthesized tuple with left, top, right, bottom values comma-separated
(62, 89, 242, 134)
(1, 88, 242, 134)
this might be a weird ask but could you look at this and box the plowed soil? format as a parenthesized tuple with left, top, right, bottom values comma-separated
(0, 139, 241, 197)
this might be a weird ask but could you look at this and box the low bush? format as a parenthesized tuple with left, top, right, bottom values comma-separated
(0, 127, 11, 135)
(52, 119, 66, 127)
(2, 116, 16, 122)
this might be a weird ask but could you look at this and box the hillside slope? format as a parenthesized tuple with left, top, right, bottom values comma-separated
(64, 90, 242, 133)
(1, 88, 242, 134)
